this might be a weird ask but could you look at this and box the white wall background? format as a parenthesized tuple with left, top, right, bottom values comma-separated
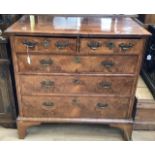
(0, 0, 155, 14)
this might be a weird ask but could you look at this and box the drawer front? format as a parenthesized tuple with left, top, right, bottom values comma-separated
(14, 37, 77, 53)
(80, 38, 144, 54)
(22, 96, 129, 118)
(20, 75, 134, 96)
(17, 54, 138, 74)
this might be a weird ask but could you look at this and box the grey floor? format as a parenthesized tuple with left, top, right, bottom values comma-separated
(0, 76, 155, 141)
(1, 124, 155, 141)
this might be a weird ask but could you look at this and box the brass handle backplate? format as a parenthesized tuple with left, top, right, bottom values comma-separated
(55, 40, 69, 49)
(101, 61, 114, 68)
(119, 43, 134, 51)
(98, 81, 112, 89)
(41, 80, 55, 88)
(96, 102, 108, 109)
(23, 40, 37, 48)
(42, 101, 54, 107)
(87, 40, 102, 50)
(40, 59, 53, 66)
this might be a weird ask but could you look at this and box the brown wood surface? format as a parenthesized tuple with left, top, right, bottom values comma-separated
(14, 36, 144, 55)
(5, 15, 150, 37)
(136, 107, 155, 121)
(80, 38, 145, 54)
(143, 14, 155, 24)
(20, 75, 135, 96)
(17, 117, 133, 139)
(7, 15, 150, 139)
(17, 54, 139, 74)
(14, 36, 77, 53)
(21, 96, 129, 118)
(127, 38, 146, 118)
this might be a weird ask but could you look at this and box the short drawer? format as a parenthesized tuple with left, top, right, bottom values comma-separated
(80, 38, 144, 54)
(17, 54, 138, 74)
(22, 96, 130, 118)
(20, 75, 135, 96)
(14, 36, 77, 53)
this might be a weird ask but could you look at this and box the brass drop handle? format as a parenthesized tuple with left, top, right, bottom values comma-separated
(98, 81, 112, 89)
(55, 40, 69, 49)
(23, 40, 37, 48)
(96, 102, 108, 109)
(41, 80, 55, 88)
(101, 61, 114, 68)
(74, 56, 81, 63)
(119, 43, 134, 51)
(40, 59, 53, 66)
(42, 101, 54, 107)
(87, 41, 102, 50)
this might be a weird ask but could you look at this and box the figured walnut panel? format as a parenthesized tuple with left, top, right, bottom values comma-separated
(20, 75, 135, 96)
(17, 54, 138, 74)
(80, 38, 145, 55)
(22, 96, 130, 118)
(6, 15, 150, 139)
(14, 37, 77, 53)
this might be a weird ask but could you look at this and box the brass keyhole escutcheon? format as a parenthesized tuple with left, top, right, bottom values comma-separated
(74, 56, 81, 63)
(98, 81, 112, 89)
(72, 98, 80, 106)
(73, 78, 81, 85)
(106, 42, 115, 49)
(42, 40, 50, 48)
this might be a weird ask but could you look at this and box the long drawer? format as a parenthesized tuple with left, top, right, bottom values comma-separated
(17, 54, 138, 74)
(22, 96, 130, 118)
(20, 75, 135, 96)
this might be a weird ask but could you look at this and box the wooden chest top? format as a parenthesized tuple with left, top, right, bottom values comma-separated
(5, 15, 150, 37)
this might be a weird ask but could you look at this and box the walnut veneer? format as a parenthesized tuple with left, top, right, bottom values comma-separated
(5, 15, 150, 140)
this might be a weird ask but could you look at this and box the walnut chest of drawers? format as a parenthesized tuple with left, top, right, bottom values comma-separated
(5, 15, 150, 140)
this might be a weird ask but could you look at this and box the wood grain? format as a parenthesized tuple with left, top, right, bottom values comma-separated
(80, 38, 145, 54)
(7, 15, 150, 140)
(14, 36, 77, 53)
(20, 75, 135, 96)
(22, 96, 129, 118)
(5, 15, 151, 37)
(17, 54, 139, 74)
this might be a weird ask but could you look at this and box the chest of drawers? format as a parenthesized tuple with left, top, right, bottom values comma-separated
(5, 15, 150, 140)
